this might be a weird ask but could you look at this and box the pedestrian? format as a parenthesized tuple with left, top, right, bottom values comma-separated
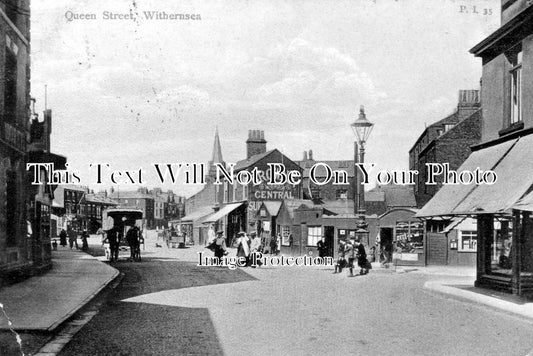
(67, 226, 78, 250)
(333, 240, 347, 274)
(126, 226, 138, 261)
(317, 236, 327, 258)
(345, 238, 356, 277)
(250, 232, 263, 267)
(355, 240, 371, 275)
(207, 224, 216, 246)
(213, 230, 227, 259)
(235, 231, 251, 266)
(59, 228, 67, 248)
(106, 226, 121, 262)
(81, 230, 89, 251)
(270, 234, 278, 256)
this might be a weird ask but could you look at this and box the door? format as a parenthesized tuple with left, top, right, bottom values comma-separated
(380, 227, 393, 263)
(324, 226, 334, 257)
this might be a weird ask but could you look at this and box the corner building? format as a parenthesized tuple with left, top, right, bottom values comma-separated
(418, 1, 533, 296)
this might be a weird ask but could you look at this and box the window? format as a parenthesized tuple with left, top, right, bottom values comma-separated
(4, 38, 17, 123)
(6, 169, 17, 246)
(260, 209, 267, 217)
(242, 185, 248, 200)
(281, 226, 290, 246)
(444, 124, 454, 133)
(307, 226, 322, 246)
(223, 182, 228, 203)
(458, 230, 477, 252)
(509, 48, 523, 125)
(336, 189, 347, 199)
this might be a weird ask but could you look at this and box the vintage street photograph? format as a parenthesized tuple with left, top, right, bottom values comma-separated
(2, 0, 533, 355)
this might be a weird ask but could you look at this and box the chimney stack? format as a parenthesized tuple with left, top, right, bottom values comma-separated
(303, 151, 308, 160)
(457, 89, 481, 121)
(309, 150, 314, 161)
(246, 130, 267, 159)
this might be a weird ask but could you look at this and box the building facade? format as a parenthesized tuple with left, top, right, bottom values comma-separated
(418, 0, 533, 296)
(0, 1, 34, 283)
(109, 189, 155, 229)
(297, 150, 355, 201)
(409, 90, 481, 208)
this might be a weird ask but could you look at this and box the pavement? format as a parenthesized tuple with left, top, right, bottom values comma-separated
(0, 248, 119, 331)
(0, 233, 532, 352)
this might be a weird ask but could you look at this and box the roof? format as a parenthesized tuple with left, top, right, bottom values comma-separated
(322, 199, 354, 215)
(297, 160, 355, 177)
(417, 134, 533, 218)
(234, 149, 277, 171)
(378, 207, 420, 219)
(260, 201, 282, 216)
(513, 189, 533, 212)
(181, 206, 215, 223)
(85, 194, 118, 205)
(470, 4, 533, 57)
(368, 185, 416, 208)
(109, 191, 154, 200)
(280, 199, 317, 219)
(233, 149, 301, 172)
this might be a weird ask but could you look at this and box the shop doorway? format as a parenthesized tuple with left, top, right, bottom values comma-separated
(380, 227, 394, 263)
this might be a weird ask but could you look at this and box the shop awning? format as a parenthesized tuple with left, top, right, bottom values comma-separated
(513, 190, 533, 212)
(181, 206, 215, 223)
(416, 138, 517, 218)
(453, 134, 533, 215)
(201, 202, 243, 224)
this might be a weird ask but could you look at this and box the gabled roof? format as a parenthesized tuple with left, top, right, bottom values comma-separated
(368, 185, 417, 208)
(234, 149, 301, 172)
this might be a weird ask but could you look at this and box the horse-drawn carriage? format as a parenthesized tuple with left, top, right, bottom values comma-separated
(102, 208, 144, 262)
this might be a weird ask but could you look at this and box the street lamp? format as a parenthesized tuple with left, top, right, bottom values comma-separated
(351, 106, 374, 243)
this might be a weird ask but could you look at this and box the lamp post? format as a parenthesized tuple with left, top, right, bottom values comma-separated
(351, 106, 374, 244)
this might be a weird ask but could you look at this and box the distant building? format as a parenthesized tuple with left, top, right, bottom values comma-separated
(297, 150, 355, 201)
(109, 189, 155, 229)
(409, 90, 482, 208)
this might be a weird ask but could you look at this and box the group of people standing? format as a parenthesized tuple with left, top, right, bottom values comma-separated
(58, 227, 89, 251)
(333, 238, 372, 277)
(235, 231, 264, 267)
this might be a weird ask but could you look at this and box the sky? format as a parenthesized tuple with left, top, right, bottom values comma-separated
(30, 0, 501, 197)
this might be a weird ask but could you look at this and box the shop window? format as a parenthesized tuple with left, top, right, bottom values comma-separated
(281, 226, 290, 246)
(509, 47, 523, 125)
(458, 230, 477, 252)
(307, 226, 322, 246)
(394, 221, 424, 254)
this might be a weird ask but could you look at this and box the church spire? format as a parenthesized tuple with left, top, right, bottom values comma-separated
(208, 127, 225, 181)
(211, 126, 224, 165)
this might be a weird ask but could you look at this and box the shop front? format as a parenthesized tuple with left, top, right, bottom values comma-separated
(378, 208, 424, 266)
(417, 133, 533, 296)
